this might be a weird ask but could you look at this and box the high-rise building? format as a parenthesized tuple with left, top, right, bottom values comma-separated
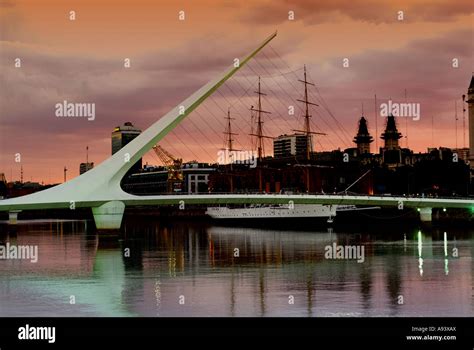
(273, 133, 309, 159)
(111, 122, 142, 172)
(112, 122, 142, 154)
(353, 116, 373, 154)
(79, 162, 94, 175)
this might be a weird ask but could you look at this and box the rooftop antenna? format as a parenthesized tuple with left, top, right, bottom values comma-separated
(454, 100, 458, 149)
(462, 94, 466, 148)
(86, 145, 89, 164)
(64, 166, 68, 183)
(404, 89, 408, 148)
(431, 115, 434, 148)
(374, 94, 378, 152)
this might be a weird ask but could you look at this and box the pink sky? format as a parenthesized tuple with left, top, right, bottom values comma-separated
(0, 0, 473, 184)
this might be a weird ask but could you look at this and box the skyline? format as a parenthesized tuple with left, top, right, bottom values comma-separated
(1, 0, 473, 184)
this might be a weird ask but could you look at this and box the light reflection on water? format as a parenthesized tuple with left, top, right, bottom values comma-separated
(0, 219, 472, 317)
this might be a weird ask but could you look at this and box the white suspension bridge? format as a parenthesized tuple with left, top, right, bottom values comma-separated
(0, 31, 472, 229)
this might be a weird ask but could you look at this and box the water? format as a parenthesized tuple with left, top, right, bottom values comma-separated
(0, 219, 472, 317)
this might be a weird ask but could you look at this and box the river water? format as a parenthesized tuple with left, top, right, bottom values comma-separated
(0, 219, 472, 317)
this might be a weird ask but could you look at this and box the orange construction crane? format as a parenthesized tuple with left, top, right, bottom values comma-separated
(152, 145, 184, 192)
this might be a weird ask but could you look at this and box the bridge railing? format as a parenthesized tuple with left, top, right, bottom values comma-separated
(153, 191, 473, 200)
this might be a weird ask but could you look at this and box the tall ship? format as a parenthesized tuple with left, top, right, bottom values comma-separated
(206, 67, 360, 226)
(206, 204, 337, 223)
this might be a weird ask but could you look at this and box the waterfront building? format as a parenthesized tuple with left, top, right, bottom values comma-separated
(79, 162, 94, 175)
(122, 162, 216, 194)
(353, 116, 373, 155)
(381, 115, 403, 166)
(273, 133, 309, 159)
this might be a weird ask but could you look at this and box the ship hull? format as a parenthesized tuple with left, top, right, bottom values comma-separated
(205, 204, 336, 228)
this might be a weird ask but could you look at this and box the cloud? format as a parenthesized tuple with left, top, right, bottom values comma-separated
(0, 0, 15, 8)
(295, 28, 473, 149)
(0, 29, 300, 134)
(0, 9, 472, 182)
(241, 0, 474, 25)
(0, 33, 291, 178)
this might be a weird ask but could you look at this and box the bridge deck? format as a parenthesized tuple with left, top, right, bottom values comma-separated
(0, 193, 472, 211)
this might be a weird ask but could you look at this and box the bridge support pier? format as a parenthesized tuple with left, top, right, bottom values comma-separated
(419, 207, 432, 222)
(8, 210, 22, 225)
(92, 201, 125, 230)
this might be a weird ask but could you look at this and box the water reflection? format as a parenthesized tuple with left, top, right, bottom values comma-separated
(0, 219, 472, 317)
(418, 231, 424, 276)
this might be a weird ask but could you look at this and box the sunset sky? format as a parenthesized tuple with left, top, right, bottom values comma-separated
(1, 0, 473, 184)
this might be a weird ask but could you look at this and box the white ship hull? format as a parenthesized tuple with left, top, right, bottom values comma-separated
(206, 204, 337, 220)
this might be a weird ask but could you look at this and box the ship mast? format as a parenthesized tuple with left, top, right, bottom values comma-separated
(291, 65, 326, 193)
(250, 77, 272, 161)
(224, 107, 238, 192)
(225, 108, 237, 153)
(293, 65, 325, 161)
(249, 76, 272, 192)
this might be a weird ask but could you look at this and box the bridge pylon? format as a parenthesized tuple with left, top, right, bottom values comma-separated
(419, 207, 432, 222)
(0, 32, 278, 231)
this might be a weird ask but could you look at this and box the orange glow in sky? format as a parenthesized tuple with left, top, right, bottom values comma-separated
(1, 0, 473, 183)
